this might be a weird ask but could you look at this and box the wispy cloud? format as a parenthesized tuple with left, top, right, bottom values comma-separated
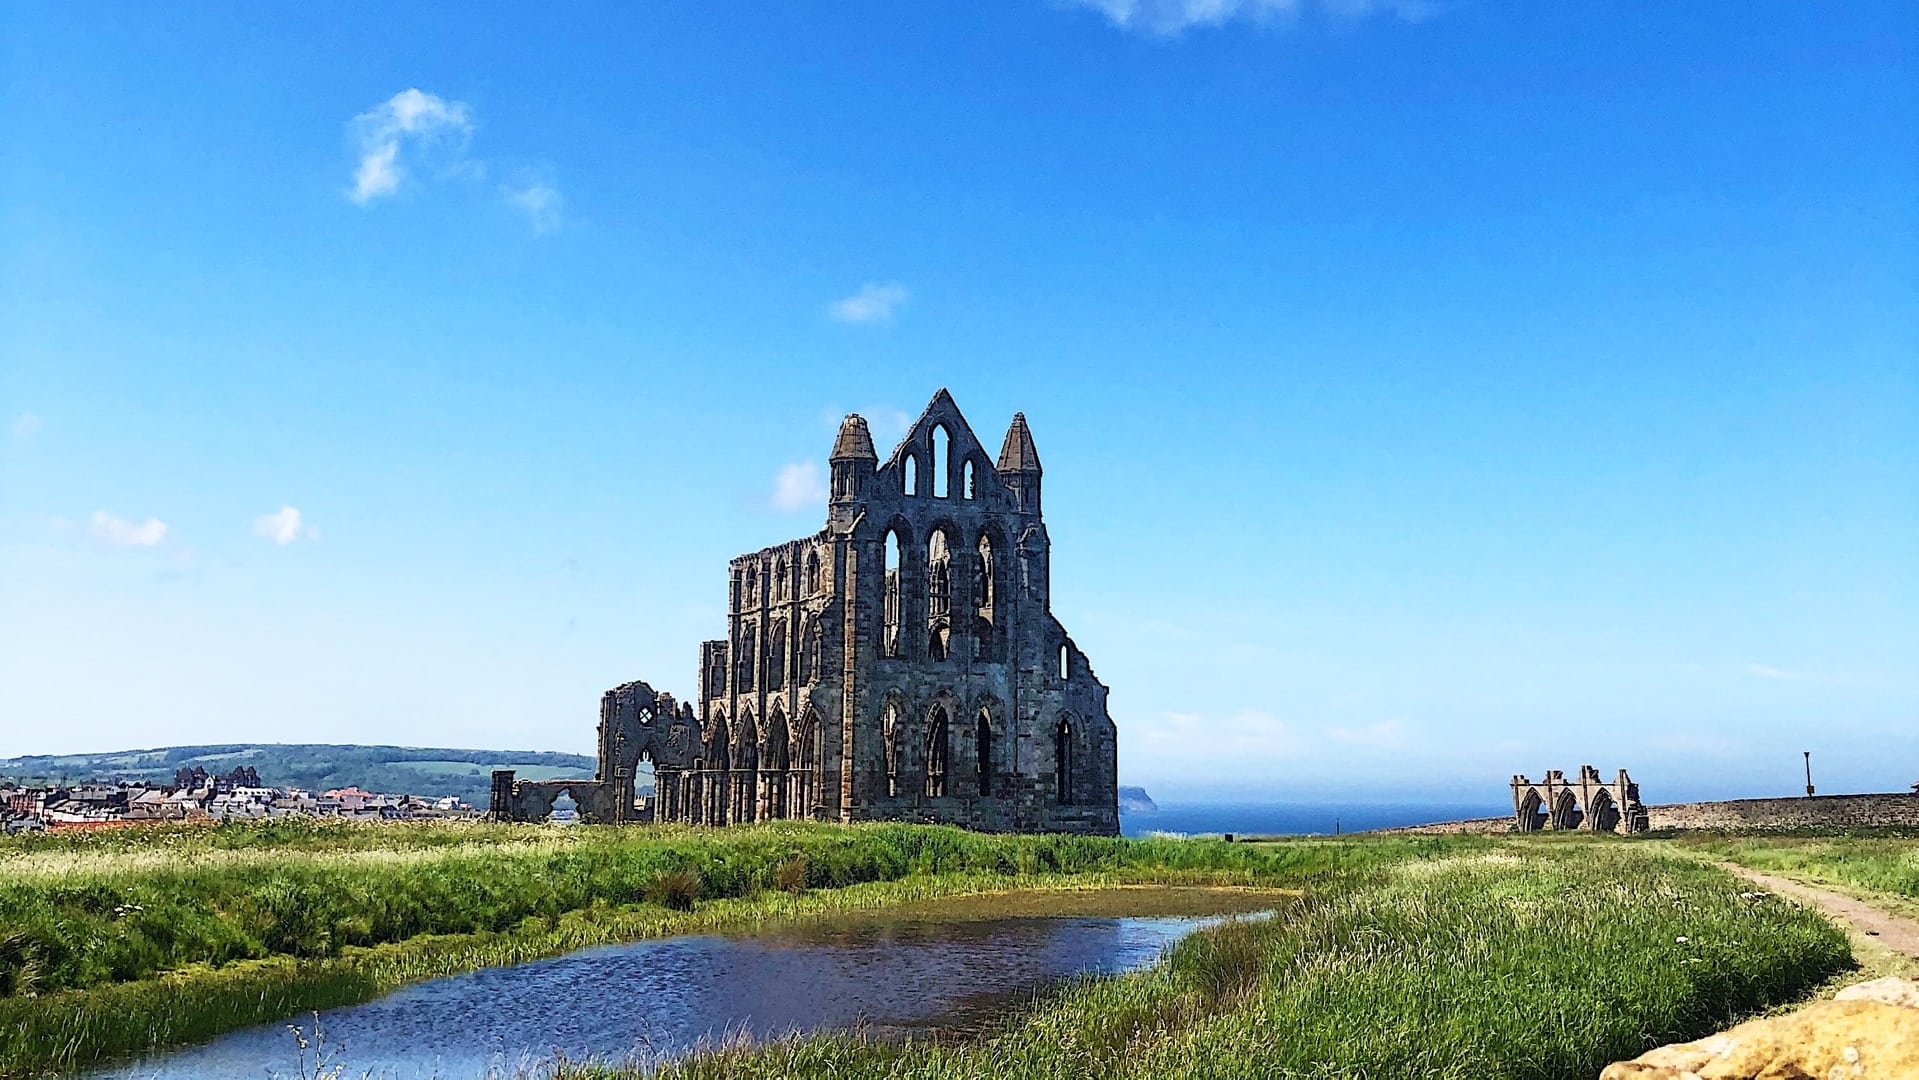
(1134, 708, 1306, 760)
(1061, 0, 1441, 36)
(1747, 663, 1812, 681)
(9, 413, 40, 441)
(829, 283, 910, 325)
(772, 462, 828, 511)
(1649, 731, 1744, 759)
(253, 506, 319, 544)
(348, 88, 476, 205)
(1328, 718, 1412, 748)
(90, 510, 168, 548)
(504, 175, 565, 234)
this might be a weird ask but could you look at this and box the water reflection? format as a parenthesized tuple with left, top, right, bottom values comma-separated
(93, 908, 1257, 1080)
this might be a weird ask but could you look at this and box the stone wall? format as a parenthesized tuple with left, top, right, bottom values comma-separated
(1371, 816, 1514, 836)
(1647, 792, 1919, 830)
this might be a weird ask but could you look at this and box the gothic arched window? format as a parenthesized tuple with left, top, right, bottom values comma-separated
(736, 624, 757, 690)
(882, 703, 901, 798)
(932, 425, 950, 498)
(976, 709, 993, 797)
(798, 617, 819, 684)
(883, 529, 904, 658)
(1055, 718, 1074, 805)
(927, 529, 952, 661)
(925, 705, 949, 797)
(765, 620, 787, 691)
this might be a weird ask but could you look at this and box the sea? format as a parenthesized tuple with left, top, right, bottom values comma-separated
(1118, 801, 1505, 838)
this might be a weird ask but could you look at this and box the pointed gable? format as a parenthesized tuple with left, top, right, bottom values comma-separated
(873, 388, 1011, 503)
(881, 388, 989, 467)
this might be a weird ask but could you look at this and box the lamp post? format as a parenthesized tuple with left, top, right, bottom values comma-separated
(1804, 751, 1815, 798)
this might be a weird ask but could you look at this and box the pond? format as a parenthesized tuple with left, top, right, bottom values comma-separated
(90, 887, 1286, 1080)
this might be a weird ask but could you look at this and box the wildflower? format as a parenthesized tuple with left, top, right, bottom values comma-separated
(1675, 935, 1689, 944)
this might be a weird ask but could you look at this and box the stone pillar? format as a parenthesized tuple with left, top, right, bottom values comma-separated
(490, 770, 517, 821)
(840, 536, 861, 821)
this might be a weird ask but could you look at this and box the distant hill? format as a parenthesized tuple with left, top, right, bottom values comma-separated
(1118, 785, 1157, 813)
(0, 744, 598, 807)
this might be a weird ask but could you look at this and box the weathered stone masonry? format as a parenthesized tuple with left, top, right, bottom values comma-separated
(1511, 766, 1649, 834)
(492, 390, 1120, 835)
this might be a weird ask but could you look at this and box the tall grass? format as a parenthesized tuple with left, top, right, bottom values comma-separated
(1670, 829, 1919, 901)
(0, 820, 1404, 1075)
(0, 821, 1378, 998)
(584, 846, 1850, 1080)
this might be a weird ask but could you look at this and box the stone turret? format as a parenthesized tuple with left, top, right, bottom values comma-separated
(997, 412, 1042, 515)
(830, 414, 878, 507)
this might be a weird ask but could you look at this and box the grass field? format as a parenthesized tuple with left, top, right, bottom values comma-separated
(0, 820, 1382, 1075)
(583, 842, 1850, 1080)
(0, 823, 1863, 1079)
(1668, 829, 1919, 903)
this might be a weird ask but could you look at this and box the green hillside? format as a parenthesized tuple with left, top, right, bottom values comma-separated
(0, 744, 599, 806)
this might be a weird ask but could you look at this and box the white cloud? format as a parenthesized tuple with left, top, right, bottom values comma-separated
(772, 462, 829, 511)
(505, 178, 565, 234)
(253, 506, 318, 544)
(348, 88, 476, 205)
(1061, 0, 1439, 35)
(90, 510, 168, 548)
(828, 283, 910, 325)
(10, 413, 41, 441)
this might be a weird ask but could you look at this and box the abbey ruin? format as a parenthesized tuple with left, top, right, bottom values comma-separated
(1511, 766, 1648, 834)
(492, 390, 1120, 834)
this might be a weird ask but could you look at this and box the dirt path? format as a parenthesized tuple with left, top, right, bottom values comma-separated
(1727, 866, 1919, 961)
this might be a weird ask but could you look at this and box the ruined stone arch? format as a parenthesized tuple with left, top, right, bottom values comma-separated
(705, 707, 731, 770)
(734, 706, 760, 823)
(1588, 787, 1620, 833)
(789, 704, 821, 820)
(761, 702, 790, 820)
(804, 547, 821, 595)
(1516, 786, 1545, 832)
(1549, 788, 1581, 830)
(1511, 768, 1646, 835)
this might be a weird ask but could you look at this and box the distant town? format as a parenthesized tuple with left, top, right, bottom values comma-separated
(1, 765, 479, 833)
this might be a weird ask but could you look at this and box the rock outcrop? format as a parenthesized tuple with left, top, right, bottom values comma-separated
(1601, 978, 1919, 1079)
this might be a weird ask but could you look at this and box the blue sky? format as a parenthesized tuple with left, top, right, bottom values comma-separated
(2, 1, 1914, 803)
